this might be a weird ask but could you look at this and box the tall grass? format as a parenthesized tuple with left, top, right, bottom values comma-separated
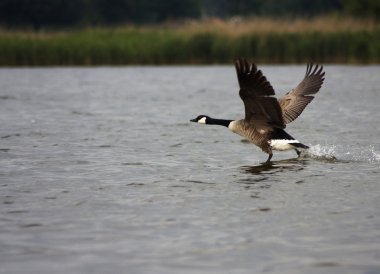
(0, 17, 379, 65)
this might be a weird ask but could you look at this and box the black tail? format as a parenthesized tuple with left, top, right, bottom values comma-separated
(271, 128, 309, 149)
(292, 142, 309, 149)
(270, 128, 296, 140)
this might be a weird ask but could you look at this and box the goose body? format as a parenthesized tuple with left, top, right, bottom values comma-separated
(190, 59, 325, 162)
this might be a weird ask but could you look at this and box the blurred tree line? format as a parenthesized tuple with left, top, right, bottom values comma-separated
(0, 0, 378, 30)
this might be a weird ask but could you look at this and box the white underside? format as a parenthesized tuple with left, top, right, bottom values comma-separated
(269, 139, 300, 151)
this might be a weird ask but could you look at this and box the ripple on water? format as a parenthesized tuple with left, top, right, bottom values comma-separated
(19, 223, 43, 228)
(183, 179, 215, 185)
(312, 261, 341, 268)
(6, 210, 29, 214)
(1, 133, 21, 139)
(126, 183, 145, 186)
(241, 158, 307, 174)
(122, 162, 144, 166)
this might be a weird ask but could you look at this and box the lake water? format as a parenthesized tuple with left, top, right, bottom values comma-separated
(0, 65, 379, 274)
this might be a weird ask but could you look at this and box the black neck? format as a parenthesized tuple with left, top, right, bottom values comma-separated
(207, 118, 233, 127)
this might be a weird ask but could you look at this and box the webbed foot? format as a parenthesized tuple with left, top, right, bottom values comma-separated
(265, 153, 273, 163)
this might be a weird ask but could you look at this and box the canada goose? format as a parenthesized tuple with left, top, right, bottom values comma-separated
(190, 58, 325, 162)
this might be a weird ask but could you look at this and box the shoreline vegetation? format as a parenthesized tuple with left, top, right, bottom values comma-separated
(0, 17, 379, 66)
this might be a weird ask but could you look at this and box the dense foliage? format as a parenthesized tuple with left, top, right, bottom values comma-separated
(0, 0, 378, 29)
(0, 0, 378, 65)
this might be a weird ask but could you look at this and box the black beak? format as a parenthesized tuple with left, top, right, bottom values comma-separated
(190, 118, 197, 122)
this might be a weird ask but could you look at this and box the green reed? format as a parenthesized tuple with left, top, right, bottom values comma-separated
(0, 27, 379, 65)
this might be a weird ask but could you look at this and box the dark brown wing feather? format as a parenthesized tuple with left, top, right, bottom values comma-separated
(235, 58, 285, 130)
(279, 63, 325, 124)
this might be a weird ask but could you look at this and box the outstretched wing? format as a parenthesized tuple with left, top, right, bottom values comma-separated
(279, 63, 325, 124)
(235, 58, 285, 130)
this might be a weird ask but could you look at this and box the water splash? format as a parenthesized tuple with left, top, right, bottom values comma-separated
(341, 144, 380, 163)
(304, 144, 380, 163)
(305, 144, 337, 161)
(371, 146, 380, 162)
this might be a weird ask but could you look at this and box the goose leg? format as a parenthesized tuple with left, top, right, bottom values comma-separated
(295, 149, 301, 157)
(266, 153, 273, 163)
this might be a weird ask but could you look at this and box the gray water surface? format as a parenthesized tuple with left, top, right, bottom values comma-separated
(0, 65, 380, 274)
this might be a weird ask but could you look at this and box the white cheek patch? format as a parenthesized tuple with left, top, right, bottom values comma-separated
(269, 139, 299, 151)
(198, 117, 207, 124)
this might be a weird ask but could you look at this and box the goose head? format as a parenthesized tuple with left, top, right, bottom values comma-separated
(190, 115, 210, 124)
